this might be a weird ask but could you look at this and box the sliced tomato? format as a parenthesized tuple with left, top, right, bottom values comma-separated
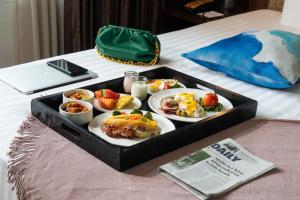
(98, 97, 117, 109)
(164, 82, 171, 89)
(202, 93, 218, 108)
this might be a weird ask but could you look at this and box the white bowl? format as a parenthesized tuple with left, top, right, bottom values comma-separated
(63, 89, 94, 104)
(59, 101, 93, 125)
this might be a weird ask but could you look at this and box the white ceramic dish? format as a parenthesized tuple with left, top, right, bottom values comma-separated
(93, 94, 142, 112)
(59, 101, 93, 125)
(63, 89, 94, 104)
(148, 88, 233, 123)
(147, 79, 186, 95)
(88, 110, 175, 147)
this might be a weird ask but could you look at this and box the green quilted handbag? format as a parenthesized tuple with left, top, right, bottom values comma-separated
(95, 25, 161, 66)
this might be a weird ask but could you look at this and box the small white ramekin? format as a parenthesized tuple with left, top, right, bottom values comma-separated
(63, 89, 94, 104)
(59, 100, 93, 125)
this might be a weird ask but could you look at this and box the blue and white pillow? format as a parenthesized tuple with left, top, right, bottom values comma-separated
(182, 30, 300, 88)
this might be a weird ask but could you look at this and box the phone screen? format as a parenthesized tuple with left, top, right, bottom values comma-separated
(47, 59, 88, 76)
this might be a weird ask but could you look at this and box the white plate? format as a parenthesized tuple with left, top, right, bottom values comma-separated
(93, 94, 141, 112)
(147, 79, 186, 95)
(88, 110, 175, 147)
(148, 88, 233, 123)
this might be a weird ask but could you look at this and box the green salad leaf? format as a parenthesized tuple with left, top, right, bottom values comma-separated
(199, 97, 223, 112)
(112, 110, 122, 116)
(130, 109, 143, 115)
(171, 83, 182, 88)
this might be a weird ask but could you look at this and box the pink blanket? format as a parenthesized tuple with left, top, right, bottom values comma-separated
(8, 116, 300, 200)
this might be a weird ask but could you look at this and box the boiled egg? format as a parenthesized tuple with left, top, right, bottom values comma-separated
(174, 92, 196, 102)
(178, 100, 205, 118)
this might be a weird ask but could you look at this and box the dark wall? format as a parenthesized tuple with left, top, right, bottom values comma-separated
(248, 0, 269, 11)
(64, 0, 162, 53)
(93, 0, 162, 34)
(64, 0, 269, 53)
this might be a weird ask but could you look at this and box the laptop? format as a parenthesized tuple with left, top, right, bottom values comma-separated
(0, 62, 98, 94)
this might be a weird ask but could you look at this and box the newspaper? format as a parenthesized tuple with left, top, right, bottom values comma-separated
(159, 138, 276, 199)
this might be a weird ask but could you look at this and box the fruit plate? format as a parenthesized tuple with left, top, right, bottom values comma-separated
(31, 66, 257, 171)
(88, 110, 175, 147)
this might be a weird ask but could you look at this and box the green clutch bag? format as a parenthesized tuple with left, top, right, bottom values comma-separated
(95, 25, 161, 66)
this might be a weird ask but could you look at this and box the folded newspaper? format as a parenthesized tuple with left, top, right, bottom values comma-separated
(159, 138, 275, 199)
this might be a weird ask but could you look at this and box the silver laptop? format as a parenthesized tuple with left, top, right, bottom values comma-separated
(0, 62, 98, 94)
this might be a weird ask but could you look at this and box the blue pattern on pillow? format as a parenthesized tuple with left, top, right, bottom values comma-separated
(182, 30, 300, 88)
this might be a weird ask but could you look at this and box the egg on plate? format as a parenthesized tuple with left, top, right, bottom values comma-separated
(177, 100, 205, 118)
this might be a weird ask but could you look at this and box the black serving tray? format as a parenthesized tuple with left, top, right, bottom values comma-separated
(31, 67, 257, 171)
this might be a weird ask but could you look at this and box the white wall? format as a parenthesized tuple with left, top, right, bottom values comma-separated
(0, 0, 18, 68)
(281, 0, 300, 29)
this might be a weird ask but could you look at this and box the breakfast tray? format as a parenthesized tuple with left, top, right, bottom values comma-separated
(31, 67, 257, 171)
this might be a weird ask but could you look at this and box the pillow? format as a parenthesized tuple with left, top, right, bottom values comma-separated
(182, 30, 300, 88)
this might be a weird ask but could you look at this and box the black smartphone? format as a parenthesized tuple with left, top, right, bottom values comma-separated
(47, 59, 88, 76)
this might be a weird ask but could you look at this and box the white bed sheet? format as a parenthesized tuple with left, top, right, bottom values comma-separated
(1, 10, 299, 200)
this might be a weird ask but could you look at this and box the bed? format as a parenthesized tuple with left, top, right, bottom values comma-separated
(1, 10, 299, 200)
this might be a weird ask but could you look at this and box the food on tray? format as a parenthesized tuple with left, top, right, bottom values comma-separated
(174, 92, 196, 102)
(94, 89, 134, 110)
(160, 97, 179, 114)
(202, 93, 218, 107)
(98, 97, 118, 109)
(143, 111, 153, 121)
(177, 99, 204, 118)
(148, 79, 182, 93)
(161, 92, 205, 118)
(68, 92, 89, 100)
(174, 92, 205, 118)
(112, 109, 153, 120)
(160, 92, 223, 118)
(63, 89, 94, 104)
(149, 80, 163, 93)
(200, 93, 223, 112)
(115, 95, 134, 110)
(130, 109, 143, 115)
(164, 80, 181, 89)
(95, 89, 120, 100)
(112, 110, 123, 116)
(102, 110, 159, 139)
(63, 102, 88, 113)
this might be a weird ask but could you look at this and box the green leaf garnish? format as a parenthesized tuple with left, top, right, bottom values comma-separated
(130, 109, 143, 115)
(171, 83, 181, 88)
(143, 111, 153, 121)
(112, 110, 122, 116)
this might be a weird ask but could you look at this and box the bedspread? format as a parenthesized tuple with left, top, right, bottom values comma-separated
(1, 10, 299, 200)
